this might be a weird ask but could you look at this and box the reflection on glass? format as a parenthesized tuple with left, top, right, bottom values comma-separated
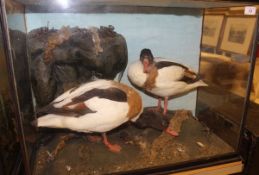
(246, 52, 259, 142)
(197, 9, 254, 149)
(250, 55, 259, 104)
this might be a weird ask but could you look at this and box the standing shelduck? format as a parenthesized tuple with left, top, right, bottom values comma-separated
(128, 48, 207, 116)
(33, 79, 143, 153)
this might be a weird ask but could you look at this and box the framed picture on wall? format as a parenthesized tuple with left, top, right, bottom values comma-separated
(219, 16, 256, 55)
(202, 15, 224, 47)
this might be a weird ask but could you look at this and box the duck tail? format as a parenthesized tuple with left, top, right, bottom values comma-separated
(189, 72, 208, 87)
(35, 114, 66, 128)
(185, 80, 207, 92)
(195, 80, 208, 87)
(31, 105, 55, 127)
(32, 104, 63, 127)
(31, 114, 58, 128)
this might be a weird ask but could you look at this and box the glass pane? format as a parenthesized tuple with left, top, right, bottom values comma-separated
(246, 46, 259, 142)
(197, 8, 256, 150)
(4, 0, 34, 174)
(0, 16, 20, 175)
(3, 1, 258, 174)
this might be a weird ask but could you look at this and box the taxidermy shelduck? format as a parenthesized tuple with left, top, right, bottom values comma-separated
(33, 79, 143, 153)
(128, 48, 207, 116)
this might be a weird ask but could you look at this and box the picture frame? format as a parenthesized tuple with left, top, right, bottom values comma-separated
(219, 16, 256, 55)
(202, 15, 224, 47)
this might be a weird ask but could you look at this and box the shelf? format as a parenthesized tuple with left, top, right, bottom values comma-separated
(171, 161, 243, 175)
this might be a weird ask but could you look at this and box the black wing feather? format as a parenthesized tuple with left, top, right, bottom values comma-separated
(71, 87, 127, 103)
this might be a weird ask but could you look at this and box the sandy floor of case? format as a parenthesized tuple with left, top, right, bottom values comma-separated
(32, 109, 234, 175)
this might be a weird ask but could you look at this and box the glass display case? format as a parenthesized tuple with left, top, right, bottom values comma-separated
(1, 0, 259, 174)
(242, 18, 259, 175)
(0, 16, 23, 175)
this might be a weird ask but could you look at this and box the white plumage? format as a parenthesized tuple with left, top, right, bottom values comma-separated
(128, 58, 206, 97)
(34, 79, 143, 152)
(128, 49, 207, 116)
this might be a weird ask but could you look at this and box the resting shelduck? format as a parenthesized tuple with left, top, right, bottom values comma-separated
(33, 79, 143, 153)
(128, 48, 207, 116)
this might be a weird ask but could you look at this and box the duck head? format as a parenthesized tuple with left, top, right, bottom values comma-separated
(140, 48, 154, 73)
